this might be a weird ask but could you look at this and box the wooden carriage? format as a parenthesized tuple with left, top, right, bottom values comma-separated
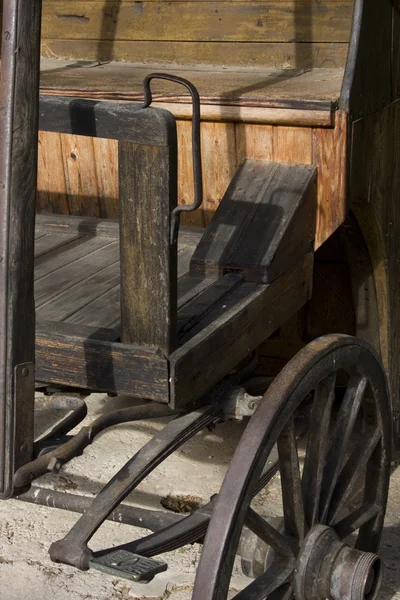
(0, 0, 399, 598)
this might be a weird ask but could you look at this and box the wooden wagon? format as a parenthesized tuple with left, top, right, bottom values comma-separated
(0, 0, 399, 597)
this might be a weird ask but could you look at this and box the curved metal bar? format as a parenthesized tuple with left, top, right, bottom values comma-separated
(13, 403, 175, 488)
(34, 395, 88, 454)
(142, 73, 202, 245)
(49, 405, 222, 570)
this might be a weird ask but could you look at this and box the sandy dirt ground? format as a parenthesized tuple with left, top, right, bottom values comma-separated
(0, 392, 399, 600)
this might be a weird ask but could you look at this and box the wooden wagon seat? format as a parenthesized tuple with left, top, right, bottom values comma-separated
(39, 59, 344, 127)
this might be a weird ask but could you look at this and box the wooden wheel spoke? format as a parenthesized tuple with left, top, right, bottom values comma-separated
(302, 372, 336, 528)
(327, 427, 381, 525)
(319, 375, 367, 523)
(333, 503, 380, 540)
(277, 417, 305, 541)
(233, 559, 293, 600)
(245, 507, 294, 558)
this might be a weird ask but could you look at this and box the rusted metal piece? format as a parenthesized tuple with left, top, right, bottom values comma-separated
(49, 405, 222, 570)
(13, 402, 175, 489)
(17, 486, 185, 531)
(294, 525, 382, 600)
(142, 73, 202, 245)
(192, 335, 391, 600)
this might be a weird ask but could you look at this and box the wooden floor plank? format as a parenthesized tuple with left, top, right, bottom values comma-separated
(34, 232, 83, 258)
(65, 283, 121, 328)
(36, 262, 120, 321)
(35, 241, 119, 306)
(35, 236, 117, 280)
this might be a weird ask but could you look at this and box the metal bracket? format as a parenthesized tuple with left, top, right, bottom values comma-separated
(13, 362, 35, 471)
(90, 550, 167, 582)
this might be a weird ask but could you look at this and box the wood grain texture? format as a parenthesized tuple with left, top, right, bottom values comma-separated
(313, 111, 348, 247)
(42, 1, 353, 43)
(119, 140, 178, 354)
(0, 0, 42, 497)
(350, 99, 400, 439)
(40, 40, 350, 70)
(37, 114, 348, 250)
(190, 161, 317, 282)
(35, 322, 170, 402)
(170, 254, 313, 408)
(39, 61, 343, 109)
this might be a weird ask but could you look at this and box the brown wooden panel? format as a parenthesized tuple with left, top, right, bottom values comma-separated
(42, 1, 353, 43)
(40, 40, 350, 70)
(201, 122, 237, 225)
(235, 124, 274, 164)
(177, 120, 205, 228)
(37, 131, 69, 214)
(273, 126, 313, 164)
(35, 322, 170, 402)
(37, 116, 348, 249)
(313, 111, 348, 248)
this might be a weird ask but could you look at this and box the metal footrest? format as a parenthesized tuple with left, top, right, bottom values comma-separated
(90, 549, 168, 582)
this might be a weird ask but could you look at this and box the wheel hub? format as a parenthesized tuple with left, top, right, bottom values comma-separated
(294, 525, 382, 600)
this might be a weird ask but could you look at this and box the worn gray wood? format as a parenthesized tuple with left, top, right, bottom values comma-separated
(119, 139, 178, 354)
(35, 235, 115, 279)
(170, 255, 313, 408)
(65, 284, 121, 328)
(190, 161, 317, 283)
(35, 241, 119, 307)
(34, 232, 81, 258)
(0, 0, 41, 498)
(35, 322, 170, 402)
(39, 95, 176, 147)
(177, 274, 243, 338)
(36, 262, 120, 321)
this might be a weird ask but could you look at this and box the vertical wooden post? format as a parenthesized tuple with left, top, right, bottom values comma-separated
(0, 0, 41, 498)
(119, 137, 178, 356)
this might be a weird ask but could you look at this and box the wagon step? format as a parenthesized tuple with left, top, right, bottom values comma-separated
(90, 549, 167, 583)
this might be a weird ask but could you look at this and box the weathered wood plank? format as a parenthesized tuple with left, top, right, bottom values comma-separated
(39, 62, 342, 109)
(190, 161, 317, 282)
(35, 241, 119, 305)
(313, 111, 348, 248)
(35, 323, 170, 402)
(0, 0, 42, 497)
(40, 40, 350, 70)
(34, 236, 115, 279)
(34, 232, 82, 258)
(37, 131, 69, 214)
(170, 255, 313, 407)
(37, 262, 120, 321)
(177, 274, 243, 337)
(201, 122, 237, 225)
(39, 95, 176, 146)
(42, 2, 353, 43)
(64, 284, 121, 328)
(273, 126, 313, 164)
(119, 139, 178, 354)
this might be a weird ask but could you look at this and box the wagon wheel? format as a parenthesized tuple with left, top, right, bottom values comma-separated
(192, 334, 391, 600)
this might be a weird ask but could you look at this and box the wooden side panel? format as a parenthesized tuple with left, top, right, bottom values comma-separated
(313, 111, 348, 247)
(41, 40, 350, 70)
(40, 0, 353, 68)
(37, 116, 348, 250)
(42, 1, 353, 43)
(350, 100, 400, 440)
